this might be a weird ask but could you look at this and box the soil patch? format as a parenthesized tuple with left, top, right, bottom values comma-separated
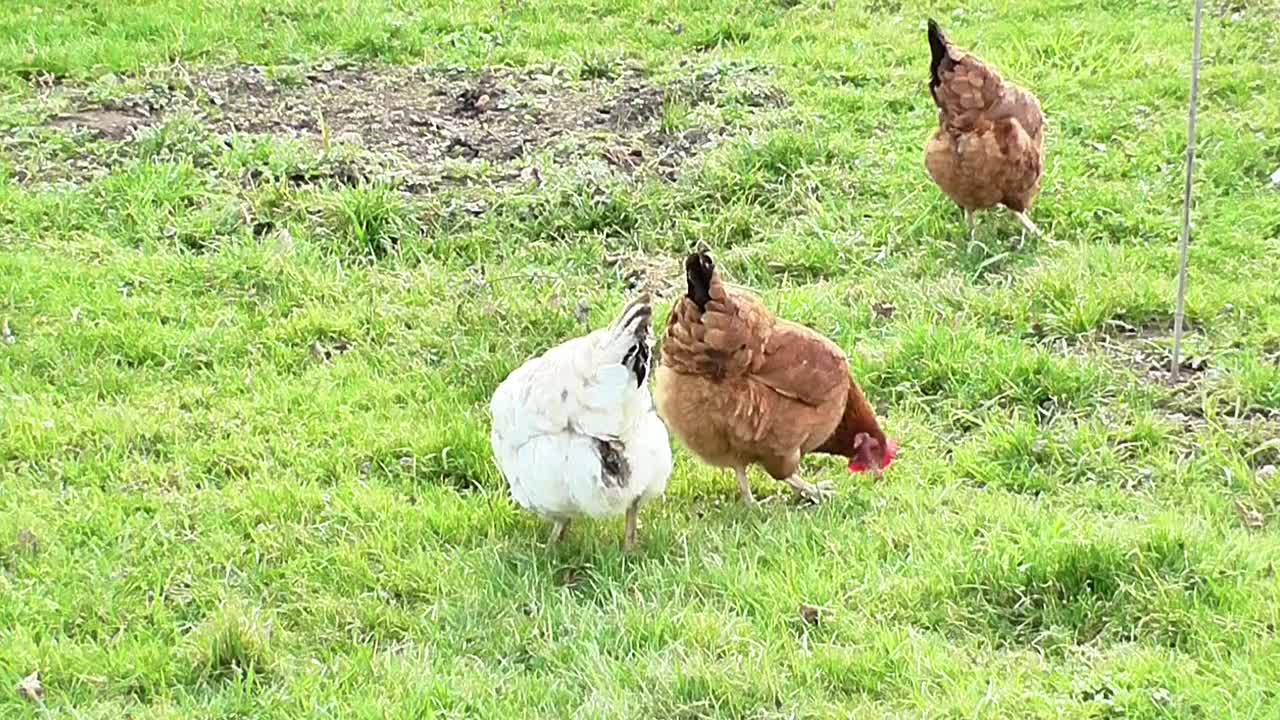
(606, 251, 682, 298)
(25, 63, 782, 190)
(47, 108, 152, 141)
(194, 65, 729, 188)
(1095, 320, 1210, 387)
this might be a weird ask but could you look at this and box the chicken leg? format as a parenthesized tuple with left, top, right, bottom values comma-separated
(623, 499, 641, 551)
(782, 475, 835, 504)
(965, 208, 977, 243)
(735, 467, 756, 506)
(548, 519, 571, 545)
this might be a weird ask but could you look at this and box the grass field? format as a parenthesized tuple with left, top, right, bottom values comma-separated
(2, 0, 1280, 717)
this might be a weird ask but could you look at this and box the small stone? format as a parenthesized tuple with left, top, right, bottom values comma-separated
(1, 319, 13, 345)
(1257, 465, 1277, 482)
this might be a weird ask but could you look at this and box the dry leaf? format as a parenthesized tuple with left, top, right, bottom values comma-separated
(16, 671, 43, 704)
(799, 603, 822, 626)
(575, 301, 591, 326)
(1235, 500, 1265, 529)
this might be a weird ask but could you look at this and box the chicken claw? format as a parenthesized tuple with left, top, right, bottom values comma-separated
(783, 476, 836, 504)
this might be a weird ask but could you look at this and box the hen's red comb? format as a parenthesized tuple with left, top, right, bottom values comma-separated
(848, 439, 898, 474)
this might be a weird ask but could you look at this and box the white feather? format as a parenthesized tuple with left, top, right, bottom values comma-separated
(489, 315, 672, 523)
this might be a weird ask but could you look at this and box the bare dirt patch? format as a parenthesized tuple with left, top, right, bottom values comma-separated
(24, 63, 780, 190)
(47, 108, 152, 141)
(606, 251, 682, 299)
(196, 65, 720, 189)
(1096, 320, 1211, 387)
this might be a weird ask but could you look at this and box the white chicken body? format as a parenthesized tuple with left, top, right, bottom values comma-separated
(489, 298, 672, 535)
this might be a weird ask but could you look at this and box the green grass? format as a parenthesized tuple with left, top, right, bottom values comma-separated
(3, 0, 1280, 717)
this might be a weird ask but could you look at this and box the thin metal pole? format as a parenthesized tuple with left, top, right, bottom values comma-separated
(1171, 0, 1205, 381)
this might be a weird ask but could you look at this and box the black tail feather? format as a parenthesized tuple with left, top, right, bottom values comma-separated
(615, 297, 652, 387)
(684, 251, 715, 312)
(927, 18, 948, 95)
(622, 341, 650, 387)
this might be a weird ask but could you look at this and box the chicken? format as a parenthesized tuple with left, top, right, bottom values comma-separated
(924, 18, 1045, 244)
(489, 295, 672, 549)
(654, 252, 896, 505)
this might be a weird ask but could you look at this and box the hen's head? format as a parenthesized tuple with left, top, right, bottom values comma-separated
(848, 432, 898, 475)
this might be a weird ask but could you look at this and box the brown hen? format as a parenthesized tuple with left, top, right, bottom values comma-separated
(654, 252, 896, 505)
(925, 19, 1045, 243)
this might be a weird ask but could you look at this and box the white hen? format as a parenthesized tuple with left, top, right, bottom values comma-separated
(489, 295, 672, 550)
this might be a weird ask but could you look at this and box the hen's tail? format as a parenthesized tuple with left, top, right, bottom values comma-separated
(684, 251, 715, 312)
(927, 19, 949, 101)
(607, 294, 653, 387)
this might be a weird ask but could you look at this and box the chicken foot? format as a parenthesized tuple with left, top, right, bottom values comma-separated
(1011, 210, 1041, 249)
(964, 208, 977, 243)
(782, 475, 836, 504)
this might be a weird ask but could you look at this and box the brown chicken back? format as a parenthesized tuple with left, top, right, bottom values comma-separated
(925, 19, 1044, 240)
(654, 252, 894, 505)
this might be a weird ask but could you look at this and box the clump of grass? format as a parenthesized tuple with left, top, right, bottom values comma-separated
(184, 600, 277, 683)
(324, 183, 414, 261)
(659, 99, 692, 135)
(575, 51, 621, 80)
(173, 196, 248, 253)
(135, 113, 220, 166)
